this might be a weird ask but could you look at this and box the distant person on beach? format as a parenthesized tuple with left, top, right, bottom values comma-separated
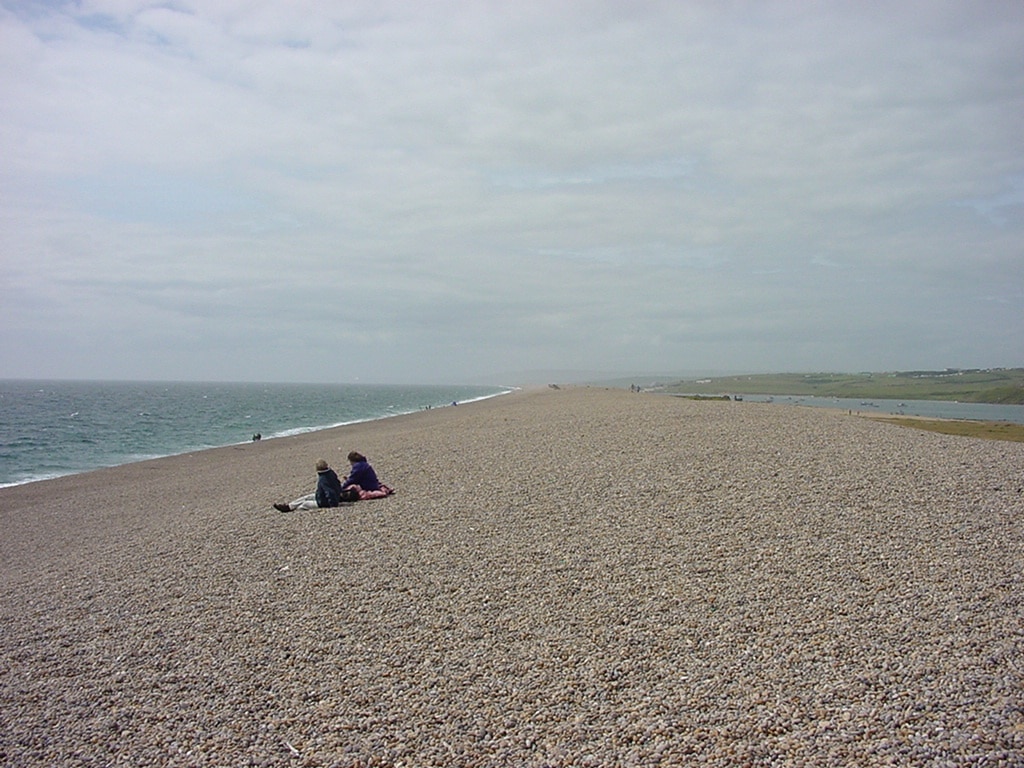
(341, 451, 394, 499)
(273, 458, 344, 512)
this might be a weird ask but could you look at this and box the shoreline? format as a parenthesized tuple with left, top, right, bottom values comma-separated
(2, 387, 1022, 765)
(0, 384, 516, 490)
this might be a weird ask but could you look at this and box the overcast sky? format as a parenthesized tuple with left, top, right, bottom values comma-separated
(1, 1, 1021, 385)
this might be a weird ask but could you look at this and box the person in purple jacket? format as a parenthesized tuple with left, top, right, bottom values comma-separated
(342, 451, 393, 500)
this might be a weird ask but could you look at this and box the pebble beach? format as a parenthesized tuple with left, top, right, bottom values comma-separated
(1, 386, 1022, 767)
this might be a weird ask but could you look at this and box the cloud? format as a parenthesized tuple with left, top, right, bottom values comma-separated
(1, 0, 1022, 383)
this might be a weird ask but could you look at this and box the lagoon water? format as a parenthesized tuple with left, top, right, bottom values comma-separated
(0, 380, 510, 487)
(738, 393, 1024, 424)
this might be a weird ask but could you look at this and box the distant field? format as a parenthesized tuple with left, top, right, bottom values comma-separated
(661, 368, 1024, 405)
(868, 416, 1024, 443)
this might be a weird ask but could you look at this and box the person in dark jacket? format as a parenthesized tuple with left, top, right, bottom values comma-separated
(273, 459, 343, 512)
(341, 451, 393, 499)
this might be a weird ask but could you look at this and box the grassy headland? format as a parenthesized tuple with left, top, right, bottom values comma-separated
(869, 416, 1024, 442)
(661, 368, 1024, 404)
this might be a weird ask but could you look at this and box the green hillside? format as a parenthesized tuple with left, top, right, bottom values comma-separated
(661, 368, 1024, 404)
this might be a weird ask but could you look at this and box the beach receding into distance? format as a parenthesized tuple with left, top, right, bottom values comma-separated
(1, 386, 1021, 766)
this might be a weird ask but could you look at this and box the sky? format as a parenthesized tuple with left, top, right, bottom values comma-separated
(1, 1, 1022, 385)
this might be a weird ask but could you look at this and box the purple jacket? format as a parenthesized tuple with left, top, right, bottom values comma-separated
(343, 460, 380, 491)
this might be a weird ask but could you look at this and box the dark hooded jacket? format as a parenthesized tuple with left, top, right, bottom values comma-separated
(315, 467, 344, 507)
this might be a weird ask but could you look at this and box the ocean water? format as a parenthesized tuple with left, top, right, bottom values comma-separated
(0, 380, 511, 488)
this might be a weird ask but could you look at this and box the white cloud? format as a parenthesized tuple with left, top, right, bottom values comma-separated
(1, 0, 1022, 383)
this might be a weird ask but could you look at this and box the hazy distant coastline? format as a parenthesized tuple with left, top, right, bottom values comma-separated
(655, 367, 1024, 405)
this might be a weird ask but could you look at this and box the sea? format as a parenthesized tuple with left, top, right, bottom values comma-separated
(0, 380, 512, 488)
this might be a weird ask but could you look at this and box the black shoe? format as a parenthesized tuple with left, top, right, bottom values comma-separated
(273, 503, 291, 513)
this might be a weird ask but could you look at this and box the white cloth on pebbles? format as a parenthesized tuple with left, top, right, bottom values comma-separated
(1, 386, 1022, 766)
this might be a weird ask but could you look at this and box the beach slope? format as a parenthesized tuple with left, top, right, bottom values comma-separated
(1, 387, 1022, 766)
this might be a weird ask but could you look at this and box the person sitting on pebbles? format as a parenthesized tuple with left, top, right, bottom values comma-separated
(341, 451, 394, 500)
(273, 458, 344, 512)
